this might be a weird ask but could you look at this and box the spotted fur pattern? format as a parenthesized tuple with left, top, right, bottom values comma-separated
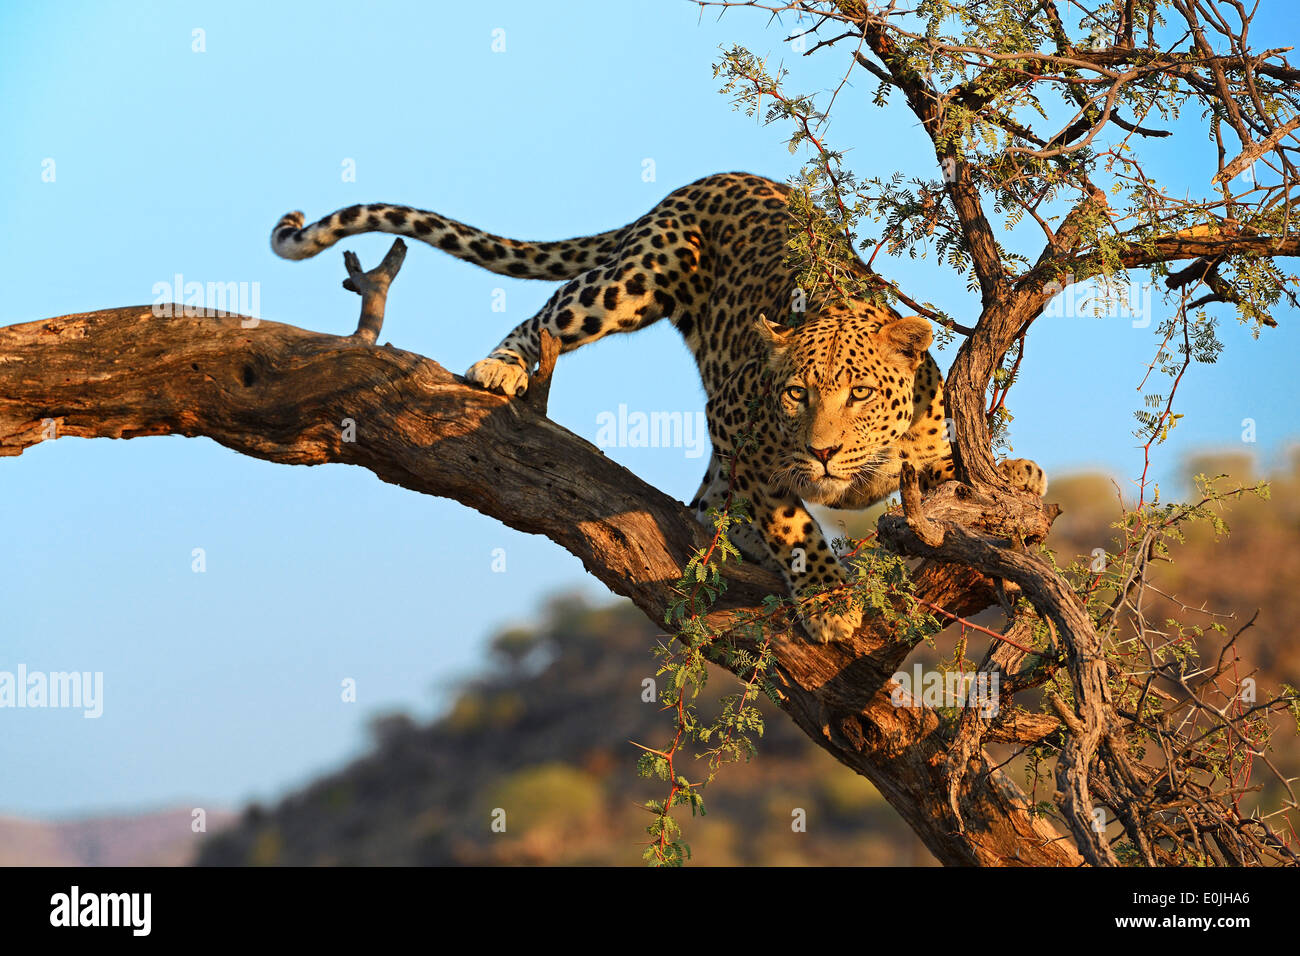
(272, 173, 1046, 642)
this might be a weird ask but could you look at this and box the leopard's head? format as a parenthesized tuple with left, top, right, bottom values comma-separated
(755, 311, 933, 505)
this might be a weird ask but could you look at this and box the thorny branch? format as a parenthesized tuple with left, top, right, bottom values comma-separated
(704, 0, 1300, 865)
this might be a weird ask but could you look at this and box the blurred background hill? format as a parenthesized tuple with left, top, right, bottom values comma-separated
(185, 453, 1300, 866)
(0, 809, 234, 866)
(195, 595, 934, 866)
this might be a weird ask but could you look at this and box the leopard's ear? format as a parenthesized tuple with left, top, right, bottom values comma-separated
(754, 313, 792, 348)
(880, 316, 933, 369)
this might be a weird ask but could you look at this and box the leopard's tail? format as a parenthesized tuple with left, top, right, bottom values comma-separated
(270, 203, 629, 280)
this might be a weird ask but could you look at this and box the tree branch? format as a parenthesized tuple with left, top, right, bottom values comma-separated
(0, 305, 1081, 866)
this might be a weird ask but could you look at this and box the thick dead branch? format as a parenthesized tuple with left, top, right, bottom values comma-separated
(0, 306, 1081, 866)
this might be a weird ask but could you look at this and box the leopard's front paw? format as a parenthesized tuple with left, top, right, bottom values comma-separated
(798, 602, 863, 644)
(466, 354, 530, 397)
(999, 458, 1047, 496)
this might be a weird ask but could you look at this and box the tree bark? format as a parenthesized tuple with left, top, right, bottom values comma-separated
(0, 306, 1081, 866)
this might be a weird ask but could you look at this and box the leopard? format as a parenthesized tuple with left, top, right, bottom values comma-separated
(271, 172, 1046, 642)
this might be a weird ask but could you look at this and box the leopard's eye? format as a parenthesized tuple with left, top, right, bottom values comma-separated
(783, 385, 808, 403)
(849, 385, 876, 403)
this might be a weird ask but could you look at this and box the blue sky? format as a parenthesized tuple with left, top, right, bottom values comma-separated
(2, 0, 1297, 817)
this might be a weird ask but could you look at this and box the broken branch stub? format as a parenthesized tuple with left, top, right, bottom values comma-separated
(341, 238, 408, 344)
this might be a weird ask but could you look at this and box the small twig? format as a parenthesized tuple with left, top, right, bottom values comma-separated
(522, 329, 561, 417)
(1213, 113, 1300, 186)
(899, 462, 945, 547)
(341, 239, 407, 344)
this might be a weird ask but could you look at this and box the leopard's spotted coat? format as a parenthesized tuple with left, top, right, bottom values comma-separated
(272, 172, 1045, 641)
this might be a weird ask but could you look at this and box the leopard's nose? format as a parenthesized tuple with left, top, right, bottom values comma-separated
(808, 444, 842, 464)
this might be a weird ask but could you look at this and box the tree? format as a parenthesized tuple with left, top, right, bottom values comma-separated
(3, 0, 1298, 866)
(699, 0, 1300, 866)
